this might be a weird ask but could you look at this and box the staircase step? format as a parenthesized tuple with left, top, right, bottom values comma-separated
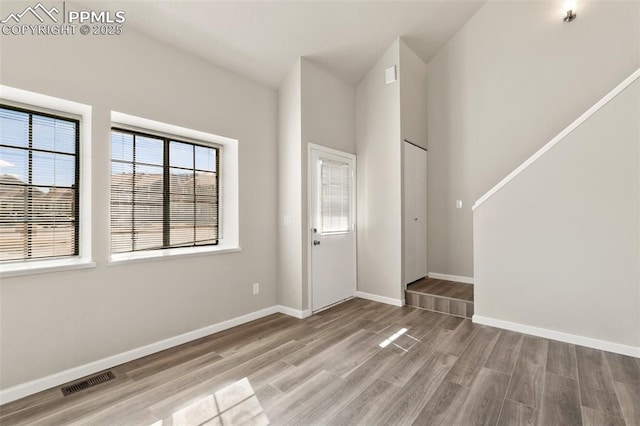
(405, 277, 474, 319)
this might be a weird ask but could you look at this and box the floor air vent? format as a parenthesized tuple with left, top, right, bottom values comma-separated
(61, 371, 115, 396)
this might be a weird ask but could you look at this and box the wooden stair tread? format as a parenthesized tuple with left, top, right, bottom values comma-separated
(407, 278, 474, 302)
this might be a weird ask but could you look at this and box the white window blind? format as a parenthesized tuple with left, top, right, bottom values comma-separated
(110, 128, 218, 254)
(320, 158, 350, 234)
(0, 105, 79, 262)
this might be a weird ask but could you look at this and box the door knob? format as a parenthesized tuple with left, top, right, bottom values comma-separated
(313, 240, 321, 246)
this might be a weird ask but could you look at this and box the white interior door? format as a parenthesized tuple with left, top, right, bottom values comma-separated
(403, 142, 428, 285)
(309, 146, 356, 312)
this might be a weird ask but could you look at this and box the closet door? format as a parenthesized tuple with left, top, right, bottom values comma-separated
(404, 142, 428, 285)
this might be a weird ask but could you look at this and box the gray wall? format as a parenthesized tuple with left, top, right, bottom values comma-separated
(356, 40, 403, 301)
(426, 0, 640, 278)
(301, 59, 356, 156)
(474, 78, 640, 348)
(277, 58, 355, 311)
(300, 58, 356, 309)
(277, 59, 304, 311)
(400, 40, 428, 152)
(0, 29, 278, 389)
(355, 39, 428, 302)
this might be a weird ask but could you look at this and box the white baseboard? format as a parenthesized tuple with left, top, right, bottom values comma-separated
(0, 305, 280, 405)
(473, 315, 640, 358)
(428, 272, 474, 285)
(355, 291, 403, 307)
(277, 305, 311, 319)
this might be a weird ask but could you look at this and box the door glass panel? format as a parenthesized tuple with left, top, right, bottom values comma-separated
(320, 158, 350, 234)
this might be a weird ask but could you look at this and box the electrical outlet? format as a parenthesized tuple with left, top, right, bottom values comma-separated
(252, 282, 260, 295)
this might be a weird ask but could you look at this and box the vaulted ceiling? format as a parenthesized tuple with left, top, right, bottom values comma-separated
(88, 1, 486, 88)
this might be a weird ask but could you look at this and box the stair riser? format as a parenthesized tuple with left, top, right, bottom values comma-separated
(406, 292, 473, 319)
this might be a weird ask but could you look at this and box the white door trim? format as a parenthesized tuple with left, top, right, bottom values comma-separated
(307, 143, 357, 313)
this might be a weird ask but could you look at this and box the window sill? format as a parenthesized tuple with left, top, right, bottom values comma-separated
(0, 258, 96, 278)
(108, 245, 241, 266)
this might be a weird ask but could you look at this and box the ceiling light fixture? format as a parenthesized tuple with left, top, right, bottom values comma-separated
(563, 0, 577, 22)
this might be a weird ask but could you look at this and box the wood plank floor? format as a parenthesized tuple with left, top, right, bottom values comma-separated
(1, 298, 639, 426)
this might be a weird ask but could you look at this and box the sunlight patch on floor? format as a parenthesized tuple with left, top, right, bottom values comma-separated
(150, 377, 269, 426)
(379, 327, 408, 348)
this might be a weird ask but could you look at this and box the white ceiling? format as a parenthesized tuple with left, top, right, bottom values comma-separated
(96, 1, 486, 88)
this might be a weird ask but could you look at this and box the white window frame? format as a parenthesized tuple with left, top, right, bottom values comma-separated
(109, 111, 240, 265)
(0, 85, 94, 277)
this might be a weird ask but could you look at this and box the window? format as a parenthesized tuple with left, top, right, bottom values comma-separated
(320, 158, 351, 234)
(0, 105, 80, 262)
(110, 128, 219, 254)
